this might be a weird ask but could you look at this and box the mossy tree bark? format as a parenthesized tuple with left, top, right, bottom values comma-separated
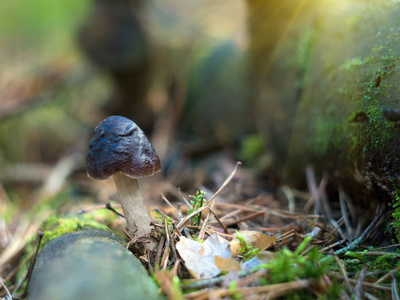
(248, 0, 400, 206)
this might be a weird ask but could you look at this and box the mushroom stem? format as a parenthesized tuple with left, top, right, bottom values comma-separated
(113, 172, 152, 236)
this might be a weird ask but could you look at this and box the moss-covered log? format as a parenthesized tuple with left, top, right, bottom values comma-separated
(29, 230, 161, 300)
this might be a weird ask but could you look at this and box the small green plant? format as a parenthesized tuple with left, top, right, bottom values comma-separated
(154, 211, 174, 233)
(192, 235, 204, 243)
(187, 191, 205, 230)
(235, 230, 260, 262)
(172, 275, 184, 300)
(256, 236, 341, 299)
(228, 281, 242, 299)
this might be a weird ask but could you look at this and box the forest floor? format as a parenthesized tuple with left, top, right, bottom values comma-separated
(0, 155, 398, 300)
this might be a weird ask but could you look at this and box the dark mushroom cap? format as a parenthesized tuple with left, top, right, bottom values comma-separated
(86, 116, 161, 180)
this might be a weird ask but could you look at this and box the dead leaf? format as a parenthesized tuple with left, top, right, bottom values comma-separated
(176, 233, 231, 279)
(214, 256, 241, 273)
(231, 231, 276, 257)
(155, 270, 183, 300)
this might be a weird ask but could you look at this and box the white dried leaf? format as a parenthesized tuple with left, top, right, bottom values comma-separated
(176, 233, 231, 279)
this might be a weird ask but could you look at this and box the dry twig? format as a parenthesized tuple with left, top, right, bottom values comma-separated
(198, 162, 241, 240)
(392, 271, 400, 300)
(334, 253, 353, 294)
(184, 279, 312, 300)
(354, 265, 368, 300)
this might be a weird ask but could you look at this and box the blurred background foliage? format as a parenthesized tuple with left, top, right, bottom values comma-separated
(0, 0, 251, 217)
(2, 0, 400, 220)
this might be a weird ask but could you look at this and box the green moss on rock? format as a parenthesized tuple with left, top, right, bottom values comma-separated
(281, 1, 400, 195)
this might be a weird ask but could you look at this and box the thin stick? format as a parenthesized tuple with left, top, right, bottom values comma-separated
(354, 265, 368, 300)
(172, 259, 181, 278)
(161, 220, 171, 270)
(176, 206, 227, 233)
(236, 270, 268, 287)
(311, 173, 347, 241)
(343, 278, 390, 291)
(339, 186, 355, 239)
(372, 243, 400, 250)
(222, 211, 265, 227)
(105, 202, 125, 218)
(277, 229, 296, 240)
(161, 245, 170, 270)
(185, 226, 233, 238)
(175, 207, 208, 230)
(0, 280, 12, 300)
(392, 271, 400, 300)
(155, 235, 165, 268)
(219, 209, 243, 221)
(306, 226, 322, 238)
(339, 191, 352, 239)
(22, 231, 44, 298)
(260, 225, 296, 233)
(160, 193, 180, 219)
(333, 209, 383, 257)
(334, 253, 352, 294)
(198, 162, 241, 240)
(304, 166, 322, 214)
(177, 203, 183, 221)
(178, 188, 193, 210)
(264, 279, 312, 300)
(3, 254, 31, 283)
(184, 279, 312, 300)
(154, 207, 177, 223)
(326, 217, 344, 240)
(173, 227, 183, 238)
(181, 268, 263, 290)
(364, 292, 380, 300)
(378, 262, 400, 284)
(177, 203, 190, 238)
(281, 185, 295, 213)
(216, 202, 323, 219)
(168, 232, 178, 265)
(276, 233, 295, 245)
(78, 203, 111, 214)
(320, 240, 347, 253)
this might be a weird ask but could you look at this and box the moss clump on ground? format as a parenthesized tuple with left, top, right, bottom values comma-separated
(344, 250, 400, 277)
(40, 212, 120, 245)
(256, 237, 341, 299)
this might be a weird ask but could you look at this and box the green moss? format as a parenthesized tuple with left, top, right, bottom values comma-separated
(228, 281, 242, 299)
(342, 58, 365, 71)
(313, 106, 338, 156)
(17, 209, 124, 287)
(296, 27, 317, 89)
(326, 50, 399, 166)
(256, 237, 341, 299)
(309, 20, 400, 165)
(343, 249, 400, 281)
(40, 214, 116, 245)
(391, 182, 400, 243)
(239, 134, 265, 164)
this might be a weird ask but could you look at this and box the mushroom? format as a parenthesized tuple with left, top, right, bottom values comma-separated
(86, 116, 161, 237)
